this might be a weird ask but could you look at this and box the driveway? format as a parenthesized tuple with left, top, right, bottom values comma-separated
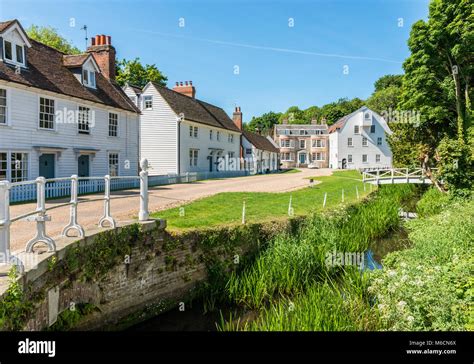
(9, 168, 332, 252)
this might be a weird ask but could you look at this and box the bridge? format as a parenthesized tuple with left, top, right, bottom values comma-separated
(362, 168, 435, 185)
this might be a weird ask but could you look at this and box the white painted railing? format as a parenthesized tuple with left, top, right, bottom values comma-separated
(362, 168, 437, 184)
(9, 169, 250, 203)
(0, 159, 151, 271)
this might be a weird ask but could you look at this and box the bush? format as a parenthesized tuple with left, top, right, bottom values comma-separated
(416, 187, 452, 217)
(369, 200, 474, 331)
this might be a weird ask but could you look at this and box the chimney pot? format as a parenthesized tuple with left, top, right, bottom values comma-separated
(185, 81, 188, 86)
(189, 81, 193, 85)
(233, 106, 243, 130)
(87, 34, 116, 80)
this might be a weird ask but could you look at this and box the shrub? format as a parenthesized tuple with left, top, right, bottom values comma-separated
(416, 187, 452, 217)
(369, 200, 474, 331)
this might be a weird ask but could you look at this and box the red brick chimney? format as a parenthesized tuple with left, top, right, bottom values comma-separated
(87, 34, 116, 81)
(173, 81, 196, 98)
(232, 106, 243, 130)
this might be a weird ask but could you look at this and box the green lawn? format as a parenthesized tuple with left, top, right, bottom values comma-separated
(152, 170, 373, 230)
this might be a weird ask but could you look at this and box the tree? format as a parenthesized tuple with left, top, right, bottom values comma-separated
(367, 85, 401, 116)
(303, 106, 321, 123)
(393, 0, 473, 192)
(244, 111, 282, 134)
(279, 106, 306, 124)
(115, 58, 167, 88)
(374, 74, 403, 93)
(26, 25, 81, 54)
(320, 98, 365, 125)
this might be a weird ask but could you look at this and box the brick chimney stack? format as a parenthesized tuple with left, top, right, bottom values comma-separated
(173, 81, 196, 98)
(87, 34, 116, 81)
(232, 106, 243, 130)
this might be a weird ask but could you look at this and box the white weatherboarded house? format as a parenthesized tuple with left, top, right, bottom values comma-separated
(0, 20, 140, 182)
(124, 81, 241, 175)
(328, 106, 392, 170)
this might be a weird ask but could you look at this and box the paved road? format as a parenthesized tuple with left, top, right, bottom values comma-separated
(9, 168, 332, 252)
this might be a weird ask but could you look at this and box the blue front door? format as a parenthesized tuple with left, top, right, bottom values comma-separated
(39, 154, 55, 179)
(78, 155, 90, 177)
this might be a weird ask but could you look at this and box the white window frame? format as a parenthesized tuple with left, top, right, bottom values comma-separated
(82, 69, 96, 89)
(299, 139, 306, 149)
(144, 95, 153, 110)
(347, 137, 353, 147)
(3, 39, 26, 67)
(362, 154, 368, 163)
(108, 112, 119, 137)
(77, 105, 91, 135)
(1, 151, 30, 182)
(189, 149, 198, 167)
(0, 87, 10, 126)
(38, 96, 56, 130)
(362, 137, 368, 147)
(354, 125, 360, 134)
(108, 152, 119, 176)
(348, 154, 353, 163)
(193, 126, 198, 138)
(281, 152, 293, 161)
(376, 154, 381, 163)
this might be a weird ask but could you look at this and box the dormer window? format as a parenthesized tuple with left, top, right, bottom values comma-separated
(2, 40, 25, 67)
(82, 69, 96, 88)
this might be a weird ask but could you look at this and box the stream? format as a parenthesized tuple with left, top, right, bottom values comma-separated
(128, 205, 418, 332)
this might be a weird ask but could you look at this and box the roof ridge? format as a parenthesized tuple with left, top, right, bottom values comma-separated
(195, 99, 228, 130)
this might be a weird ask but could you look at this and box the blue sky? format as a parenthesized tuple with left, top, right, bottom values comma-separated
(1, 0, 429, 121)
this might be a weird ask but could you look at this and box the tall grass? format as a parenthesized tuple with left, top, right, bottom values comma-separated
(221, 270, 379, 331)
(225, 184, 416, 309)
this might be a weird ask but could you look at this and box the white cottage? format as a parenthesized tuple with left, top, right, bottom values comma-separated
(328, 106, 392, 170)
(0, 20, 140, 182)
(124, 81, 241, 175)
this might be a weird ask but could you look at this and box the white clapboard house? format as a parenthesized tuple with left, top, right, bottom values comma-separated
(0, 20, 140, 186)
(328, 106, 392, 170)
(124, 81, 242, 175)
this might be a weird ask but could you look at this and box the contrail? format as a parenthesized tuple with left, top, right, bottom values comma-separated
(129, 27, 403, 64)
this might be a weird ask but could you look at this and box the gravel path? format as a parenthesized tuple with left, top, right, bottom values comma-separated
(9, 168, 332, 252)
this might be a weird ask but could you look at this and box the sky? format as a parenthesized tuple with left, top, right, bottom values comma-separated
(0, 0, 429, 121)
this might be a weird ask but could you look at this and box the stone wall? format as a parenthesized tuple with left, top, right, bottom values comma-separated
(0, 217, 305, 331)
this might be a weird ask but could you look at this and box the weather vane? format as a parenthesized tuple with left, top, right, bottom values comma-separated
(80, 25, 88, 49)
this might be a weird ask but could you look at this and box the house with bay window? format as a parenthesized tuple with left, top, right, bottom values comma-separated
(0, 20, 140, 183)
(123, 81, 241, 175)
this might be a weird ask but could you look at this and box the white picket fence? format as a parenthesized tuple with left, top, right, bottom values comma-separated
(9, 170, 249, 203)
(0, 159, 151, 272)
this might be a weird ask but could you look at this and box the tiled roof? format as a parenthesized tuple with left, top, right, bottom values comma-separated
(151, 82, 240, 132)
(0, 20, 15, 32)
(62, 54, 89, 68)
(328, 107, 366, 133)
(243, 130, 279, 153)
(0, 20, 139, 114)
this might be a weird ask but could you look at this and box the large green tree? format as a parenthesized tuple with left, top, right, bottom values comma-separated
(244, 111, 282, 134)
(115, 58, 167, 88)
(319, 98, 365, 125)
(27, 25, 81, 54)
(393, 0, 473, 192)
